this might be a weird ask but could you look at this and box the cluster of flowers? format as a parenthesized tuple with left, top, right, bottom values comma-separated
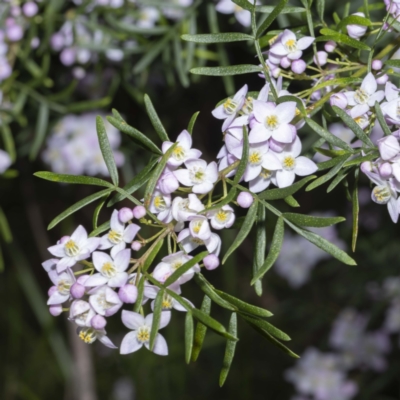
(0, 0, 40, 83)
(287, 275, 400, 400)
(42, 113, 124, 176)
(384, 0, 400, 22)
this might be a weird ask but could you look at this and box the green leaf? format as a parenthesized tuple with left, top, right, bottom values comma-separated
(133, 275, 146, 313)
(48, 189, 112, 230)
(29, 102, 49, 160)
(190, 65, 262, 76)
(288, 222, 357, 266)
(149, 289, 164, 351)
(252, 203, 266, 296)
(144, 94, 169, 142)
(201, 188, 237, 214)
(233, 127, 249, 186)
(316, 30, 371, 51)
(283, 213, 345, 227)
(164, 251, 208, 287)
(258, 175, 317, 200)
(305, 116, 354, 152)
(256, 5, 306, 13)
(216, 290, 273, 318)
(34, 172, 113, 188)
(106, 116, 162, 155)
(219, 313, 238, 387)
(375, 102, 392, 136)
(143, 239, 164, 273)
(89, 221, 110, 238)
(232, 0, 253, 11)
(256, 0, 290, 38)
(185, 312, 194, 364)
(93, 194, 108, 230)
(317, 0, 325, 20)
(0, 207, 12, 243)
(192, 295, 211, 362)
(306, 154, 351, 191)
(182, 33, 254, 43)
(384, 59, 400, 68)
(337, 14, 371, 30)
(173, 36, 189, 88)
(251, 217, 284, 284)
(352, 171, 359, 252)
(188, 111, 200, 135)
(144, 143, 177, 208)
(222, 200, 258, 264)
(327, 169, 349, 193)
(311, 77, 362, 94)
(96, 116, 119, 186)
(332, 106, 374, 147)
(241, 314, 290, 341)
(108, 158, 158, 207)
(284, 195, 300, 207)
(343, 152, 378, 167)
(1, 124, 15, 162)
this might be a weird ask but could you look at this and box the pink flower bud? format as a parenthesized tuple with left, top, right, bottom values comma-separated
(347, 13, 368, 39)
(313, 51, 328, 66)
(133, 205, 146, 219)
(49, 305, 63, 316)
(330, 93, 348, 109)
(48, 286, 57, 297)
(70, 282, 85, 299)
(22, 2, 39, 18)
(91, 315, 107, 330)
(131, 241, 142, 251)
(379, 162, 393, 179)
(376, 74, 389, 85)
(6, 24, 23, 42)
(58, 235, 70, 245)
(360, 161, 373, 174)
(158, 172, 179, 194)
(280, 56, 291, 69)
(378, 136, 400, 160)
(31, 37, 40, 49)
(118, 284, 138, 304)
(60, 48, 75, 66)
(372, 60, 382, 71)
(291, 59, 306, 74)
(203, 254, 220, 271)
(118, 207, 134, 223)
(237, 192, 254, 208)
(324, 40, 337, 53)
(51, 33, 64, 51)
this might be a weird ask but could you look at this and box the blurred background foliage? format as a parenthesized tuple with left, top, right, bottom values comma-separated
(1, 0, 400, 399)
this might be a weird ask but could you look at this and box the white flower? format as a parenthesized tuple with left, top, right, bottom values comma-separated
(48, 225, 100, 272)
(344, 72, 384, 115)
(173, 159, 218, 194)
(144, 284, 193, 312)
(152, 251, 199, 285)
(137, 7, 160, 28)
(148, 190, 173, 223)
(177, 228, 221, 256)
(269, 29, 314, 62)
(99, 210, 141, 257)
(274, 137, 318, 188)
(188, 215, 212, 240)
(0, 149, 11, 173)
(120, 310, 170, 355)
(207, 205, 235, 230)
(78, 326, 117, 348)
(249, 101, 297, 144)
(85, 249, 130, 288)
(162, 129, 202, 167)
(171, 193, 205, 223)
(47, 268, 76, 305)
(89, 285, 123, 316)
(215, 0, 255, 27)
(384, 300, 400, 333)
(212, 85, 248, 131)
(69, 300, 96, 327)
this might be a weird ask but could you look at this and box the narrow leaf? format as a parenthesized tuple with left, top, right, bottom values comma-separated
(283, 213, 345, 227)
(375, 102, 392, 136)
(192, 295, 211, 362)
(133, 275, 146, 313)
(0, 207, 12, 243)
(185, 313, 194, 364)
(284, 195, 300, 207)
(337, 14, 371, 30)
(188, 111, 200, 135)
(144, 94, 169, 142)
(93, 194, 108, 230)
(34, 172, 113, 188)
(190, 65, 262, 76)
(30, 102, 49, 160)
(143, 239, 164, 273)
(241, 314, 290, 341)
(201, 187, 237, 213)
(252, 203, 266, 296)
(352, 171, 359, 252)
(233, 127, 249, 185)
(182, 33, 254, 43)
(219, 313, 238, 387)
(256, 0, 290, 38)
(149, 290, 164, 351)
(317, 29, 371, 50)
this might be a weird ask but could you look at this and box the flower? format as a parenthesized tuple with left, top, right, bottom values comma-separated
(171, 193, 205, 223)
(69, 300, 96, 327)
(99, 210, 141, 257)
(47, 268, 76, 305)
(89, 286, 123, 316)
(274, 137, 318, 188)
(347, 12, 368, 39)
(178, 228, 221, 256)
(377, 136, 400, 161)
(120, 310, 171, 355)
(48, 225, 100, 272)
(158, 167, 180, 194)
(249, 101, 297, 144)
(207, 205, 235, 230)
(174, 159, 218, 194)
(152, 251, 199, 285)
(144, 284, 193, 312)
(148, 190, 173, 223)
(78, 326, 117, 348)
(0, 149, 11, 173)
(162, 129, 202, 167)
(85, 249, 130, 288)
(215, 0, 254, 27)
(188, 215, 212, 240)
(212, 85, 248, 131)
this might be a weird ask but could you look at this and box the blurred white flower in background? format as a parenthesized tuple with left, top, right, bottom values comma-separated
(42, 112, 124, 176)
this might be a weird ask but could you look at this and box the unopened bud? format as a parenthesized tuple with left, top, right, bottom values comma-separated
(22, 2, 39, 18)
(6, 24, 23, 42)
(203, 254, 220, 271)
(131, 241, 142, 251)
(347, 13, 368, 39)
(330, 93, 348, 109)
(324, 40, 337, 53)
(372, 60, 382, 71)
(91, 315, 107, 330)
(237, 192, 254, 208)
(376, 74, 389, 85)
(291, 59, 306, 74)
(118, 207, 134, 223)
(313, 51, 328, 66)
(379, 162, 393, 179)
(70, 282, 86, 299)
(118, 284, 138, 304)
(48, 286, 57, 297)
(49, 305, 63, 316)
(280, 56, 291, 69)
(378, 136, 400, 160)
(133, 205, 146, 219)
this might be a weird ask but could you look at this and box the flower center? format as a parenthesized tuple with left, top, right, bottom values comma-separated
(249, 150, 263, 165)
(57, 279, 72, 295)
(191, 237, 204, 245)
(192, 220, 203, 234)
(354, 115, 367, 126)
(241, 97, 254, 115)
(108, 229, 122, 244)
(96, 292, 114, 310)
(223, 98, 238, 115)
(354, 88, 369, 104)
(76, 310, 89, 324)
(101, 262, 117, 278)
(215, 210, 229, 223)
(162, 294, 173, 309)
(65, 239, 79, 257)
(260, 168, 272, 179)
(179, 199, 190, 211)
(79, 328, 96, 344)
(172, 145, 186, 161)
(285, 39, 297, 52)
(372, 185, 391, 204)
(172, 261, 183, 270)
(265, 115, 279, 130)
(234, 5, 243, 12)
(189, 167, 206, 184)
(154, 195, 167, 211)
(136, 326, 150, 343)
(282, 155, 296, 171)
(397, 101, 400, 117)
(269, 35, 279, 46)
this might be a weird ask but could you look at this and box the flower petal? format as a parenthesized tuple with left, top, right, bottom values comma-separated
(114, 248, 131, 271)
(123, 224, 140, 243)
(294, 156, 318, 176)
(275, 102, 297, 124)
(85, 273, 109, 287)
(173, 169, 193, 186)
(296, 36, 315, 50)
(121, 310, 145, 330)
(276, 170, 295, 187)
(249, 123, 271, 143)
(120, 331, 143, 354)
(151, 333, 168, 356)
